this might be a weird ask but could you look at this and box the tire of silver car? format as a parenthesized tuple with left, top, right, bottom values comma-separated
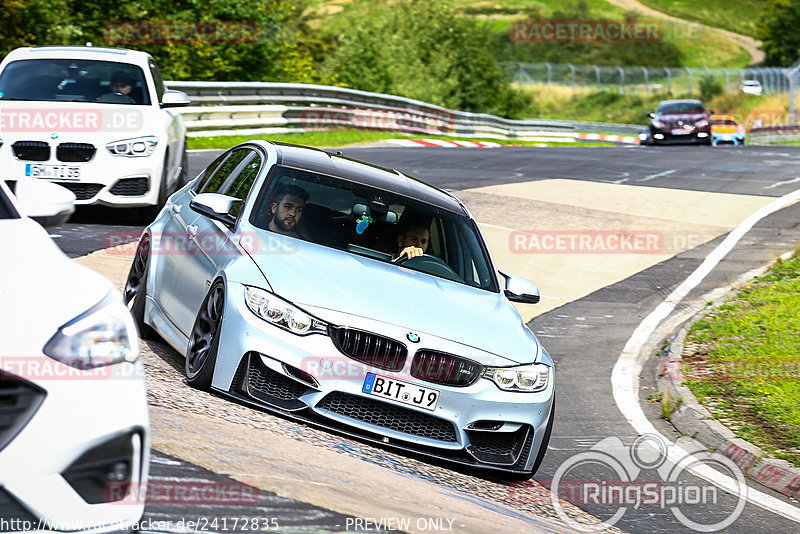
(123, 234, 157, 340)
(185, 280, 225, 390)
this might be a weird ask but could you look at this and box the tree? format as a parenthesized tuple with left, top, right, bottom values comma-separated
(759, 0, 800, 66)
(321, 0, 531, 118)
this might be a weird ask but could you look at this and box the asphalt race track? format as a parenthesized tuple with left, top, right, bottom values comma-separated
(49, 144, 800, 533)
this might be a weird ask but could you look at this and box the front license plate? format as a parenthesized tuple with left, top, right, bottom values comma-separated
(362, 372, 439, 411)
(671, 129, 690, 135)
(25, 164, 81, 180)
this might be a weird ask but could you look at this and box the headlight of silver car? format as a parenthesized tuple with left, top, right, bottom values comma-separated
(483, 363, 550, 392)
(244, 286, 328, 335)
(106, 136, 158, 157)
(43, 292, 140, 370)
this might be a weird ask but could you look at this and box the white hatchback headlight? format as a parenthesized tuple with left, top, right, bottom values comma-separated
(244, 286, 327, 335)
(106, 136, 158, 157)
(43, 293, 140, 370)
(483, 363, 550, 392)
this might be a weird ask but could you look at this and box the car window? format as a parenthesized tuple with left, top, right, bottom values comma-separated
(0, 59, 151, 105)
(248, 165, 497, 291)
(657, 102, 705, 114)
(197, 149, 250, 194)
(193, 153, 228, 193)
(148, 59, 166, 102)
(711, 119, 737, 126)
(226, 152, 263, 218)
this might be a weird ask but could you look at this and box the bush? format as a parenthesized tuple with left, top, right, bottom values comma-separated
(699, 74, 723, 101)
(321, 0, 532, 118)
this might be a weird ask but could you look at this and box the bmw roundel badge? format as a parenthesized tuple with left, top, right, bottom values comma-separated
(406, 332, 420, 343)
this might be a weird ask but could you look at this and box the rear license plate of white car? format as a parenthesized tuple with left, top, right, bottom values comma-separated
(25, 164, 80, 180)
(362, 372, 439, 411)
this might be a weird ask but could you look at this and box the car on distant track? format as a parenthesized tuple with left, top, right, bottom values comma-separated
(647, 99, 711, 145)
(0, 180, 149, 531)
(710, 114, 746, 146)
(124, 140, 555, 478)
(740, 80, 763, 96)
(0, 45, 191, 221)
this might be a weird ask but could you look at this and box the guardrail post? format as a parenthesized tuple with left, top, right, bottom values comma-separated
(618, 66, 625, 95)
(546, 62, 552, 85)
(723, 68, 730, 92)
(664, 67, 671, 93)
(641, 67, 649, 93)
(568, 63, 576, 90)
(686, 67, 693, 95)
(594, 65, 600, 85)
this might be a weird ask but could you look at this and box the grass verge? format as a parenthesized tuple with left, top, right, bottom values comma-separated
(637, 0, 764, 39)
(682, 252, 800, 466)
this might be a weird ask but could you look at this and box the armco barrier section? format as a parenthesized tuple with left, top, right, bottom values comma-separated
(165, 81, 644, 140)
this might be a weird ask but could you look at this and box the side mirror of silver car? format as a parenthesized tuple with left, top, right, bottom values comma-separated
(190, 193, 240, 227)
(9, 179, 75, 226)
(161, 90, 191, 108)
(499, 271, 540, 304)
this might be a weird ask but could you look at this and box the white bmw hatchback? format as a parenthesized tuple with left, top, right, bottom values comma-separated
(0, 180, 149, 531)
(0, 46, 190, 220)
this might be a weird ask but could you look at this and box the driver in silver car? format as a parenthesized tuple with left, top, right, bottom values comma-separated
(393, 221, 430, 262)
(268, 184, 308, 238)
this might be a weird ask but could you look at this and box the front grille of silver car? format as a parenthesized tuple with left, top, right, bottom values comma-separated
(57, 182, 104, 200)
(410, 351, 483, 387)
(316, 391, 458, 443)
(56, 142, 96, 162)
(12, 141, 49, 161)
(110, 177, 149, 196)
(465, 425, 531, 466)
(0, 488, 38, 528)
(329, 327, 407, 372)
(0, 372, 46, 453)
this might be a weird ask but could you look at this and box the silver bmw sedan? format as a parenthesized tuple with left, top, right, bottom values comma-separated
(124, 140, 554, 477)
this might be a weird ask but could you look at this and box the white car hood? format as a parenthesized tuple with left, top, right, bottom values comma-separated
(246, 236, 540, 364)
(0, 218, 111, 354)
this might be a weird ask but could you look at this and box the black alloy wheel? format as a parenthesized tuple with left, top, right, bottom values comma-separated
(185, 281, 225, 390)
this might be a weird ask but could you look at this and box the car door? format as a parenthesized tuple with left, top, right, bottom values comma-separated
(172, 147, 263, 335)
(152, 150, 230, 334)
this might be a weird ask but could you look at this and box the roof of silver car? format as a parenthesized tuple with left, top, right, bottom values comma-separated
(268, 142, 467, 214)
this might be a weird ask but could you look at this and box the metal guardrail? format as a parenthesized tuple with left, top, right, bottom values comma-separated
(165, 81, 644, 140)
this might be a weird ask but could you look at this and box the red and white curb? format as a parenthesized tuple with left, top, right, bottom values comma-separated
(386, 139, 502, 148)
(576, 133, 639, 144)
(386, 134, 639, 147)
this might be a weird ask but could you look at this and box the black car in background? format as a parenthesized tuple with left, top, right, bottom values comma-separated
(647, 99, 711, 145)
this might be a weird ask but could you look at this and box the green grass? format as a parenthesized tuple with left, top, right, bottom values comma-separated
(637, 0, 767, 39)
(186, 129, 616, 150)
(312, 0, 751, 69)
(683, 254, 800, 466)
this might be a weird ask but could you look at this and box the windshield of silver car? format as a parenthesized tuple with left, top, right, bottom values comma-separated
(249, 165, 498, 292)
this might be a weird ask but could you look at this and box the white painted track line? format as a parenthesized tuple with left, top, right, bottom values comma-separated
(612, 187, 800, 523)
